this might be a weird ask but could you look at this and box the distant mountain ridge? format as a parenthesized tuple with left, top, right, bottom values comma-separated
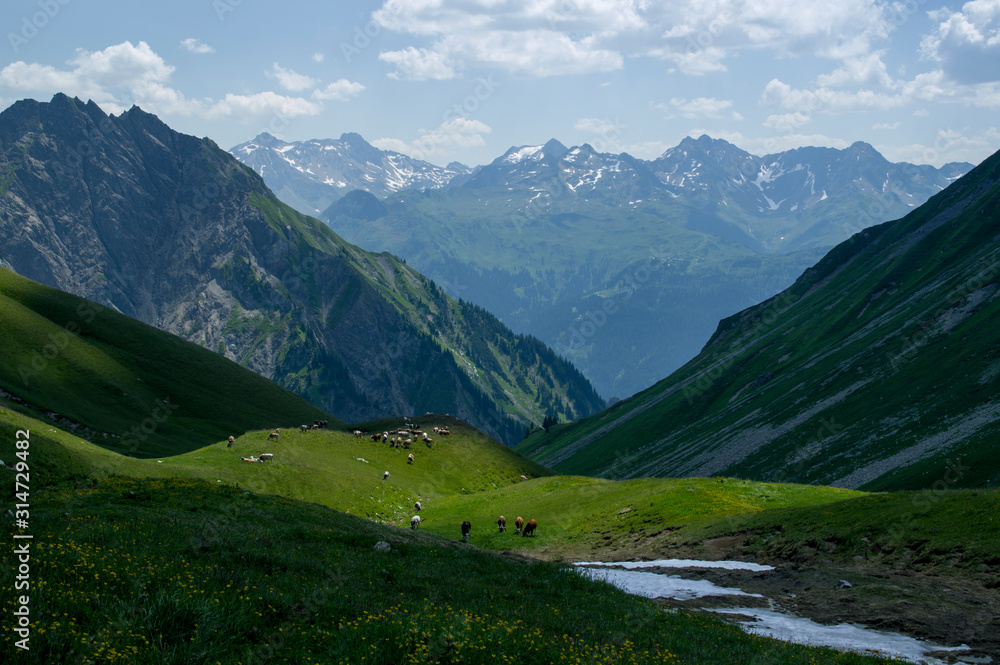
(230, 132, 473, 215)
(312, 132, 970, 399)
(515, 145, 1000, 491)
(0, 94, 605, 444)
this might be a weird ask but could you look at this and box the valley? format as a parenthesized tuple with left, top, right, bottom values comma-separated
(0, 91, 997, 664)
(237, 131, 970, 399)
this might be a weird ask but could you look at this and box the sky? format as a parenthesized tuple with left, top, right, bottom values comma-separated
(1, 0, 999, 168)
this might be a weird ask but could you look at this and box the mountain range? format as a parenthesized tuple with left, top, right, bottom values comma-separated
(0, 94, 604, 444)
(237, 131, 969, 399)
(231, 131, 472, 215)
(516, 144, 1000, 491)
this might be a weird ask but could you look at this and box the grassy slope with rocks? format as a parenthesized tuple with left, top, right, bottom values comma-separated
(0, 94, 604, 446)
(0, 267, 335, 458)
(517, 147, 1000, 491)
(0, 401, 913, 664)
(0, 474, 910, 665)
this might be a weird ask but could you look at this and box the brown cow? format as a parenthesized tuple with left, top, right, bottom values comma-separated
(497, 515, 506, 533)
(522, 519, 537, 537)
(515, 516, 524, 535)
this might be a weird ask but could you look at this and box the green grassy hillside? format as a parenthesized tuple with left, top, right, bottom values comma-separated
(518, 148, 1000, 491)
(0, 475, 907, 665)
(4, 400, 995, 662)
(0, 267, 336, 458)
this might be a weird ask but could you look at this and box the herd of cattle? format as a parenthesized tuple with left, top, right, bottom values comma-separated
(231, 421, 540, 542)
(412, 505, 538, 541)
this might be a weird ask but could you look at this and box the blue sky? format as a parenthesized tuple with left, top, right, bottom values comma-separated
(2, 0, 999, 167)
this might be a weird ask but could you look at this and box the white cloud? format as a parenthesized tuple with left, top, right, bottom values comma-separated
(204, 92, 321, 120)
(873, 121, 901, 130)
(921, 0, 1000, 84)
(312, 79, 365, 101)
(379, 47, 456, 80)
(0, 61, 85, 94)
(268, 63, 318, 92)
(815, 52, 893, 88)
(0, 41, 323, 124)
(370, 0, 898, 79)
(312, 52, 325, 63)
(574, 117, 623, 134)
(180, 38, 215, 55)
(879, 127, 1000, 166)
(654, 97, 733, 119)
(761, 69, 953, 118)
(0, 41, 179, 110)
(764, 112, 812, 131)
(372, 117, 492, 163)
(971, 84, 1000, 107)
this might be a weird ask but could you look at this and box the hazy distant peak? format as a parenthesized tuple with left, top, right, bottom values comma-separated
(542, 138, 569, 158)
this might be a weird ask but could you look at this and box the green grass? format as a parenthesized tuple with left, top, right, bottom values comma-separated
(0, 475, 908, 665)
(715, 488, 1000, 584)
(3, 404, 991, 663)
(518, 150, 1000, 491)
(420, 475, 862, 560)
(0, 268, 336, 458)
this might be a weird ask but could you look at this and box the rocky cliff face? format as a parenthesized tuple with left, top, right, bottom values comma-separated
(0, 94, 604, 443)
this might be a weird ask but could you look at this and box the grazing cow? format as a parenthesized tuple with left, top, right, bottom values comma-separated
(498, 515, 506, 533)
(439, 429, 450, 436)
(268, 430, 279, 440)
(404, 438, 412, 448)
(241, 456, 259, 463)
(300, 425, 310, 432)
(515, 517, 524, 535)
(410, 515, 421, 530)
(423, 437, 432, 446)
(522, 519, 537, 537)
(408, 453, 414, 464)
(461, 520, 471, 543)
(414, 501, 422, 512)
(227, 436, 234, 448)
(372, 433, 383, 442)
(353, 429, 362, 438)
(383, 431, 389, 443)
(520, 475, 527, 482)
(383, 471, 390, 481)
(259, 453, 274, 462)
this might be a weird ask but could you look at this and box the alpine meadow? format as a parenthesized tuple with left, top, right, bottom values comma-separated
(1, 1, 999, 663)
